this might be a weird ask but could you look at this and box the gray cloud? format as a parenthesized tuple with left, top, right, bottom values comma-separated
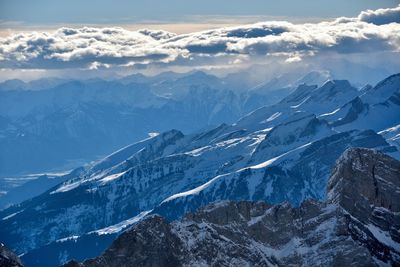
(358, 5, 400, 25)
(0, 6, 399, 70)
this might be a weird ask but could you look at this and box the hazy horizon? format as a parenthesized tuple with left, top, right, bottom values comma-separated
(0, 2, 399, 81)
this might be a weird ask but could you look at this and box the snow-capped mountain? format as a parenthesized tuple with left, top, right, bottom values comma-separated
(236, 79, 360, 132)
(0, 71, 295, 177)
(322, 73, 400, 133)
(0, 73, 399, 266)
(62, 148, 400, 267)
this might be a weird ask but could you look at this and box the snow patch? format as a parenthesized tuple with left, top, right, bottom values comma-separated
(162, 173, 230, 204)
(148, 132, 160, 137)
(290, 96, 310, 108)
(2, 210, 23, 220)
(367, 223, 400, 250)
(51, 181, 84, 194)
(92, 210, 152, 235)
(264, 112, 282, 123)
(99, 171, 126, 185)
(378, 124, 400, 135)
(318, 108, 340, 118)
(56, 235, 79, 243)
(250, 142, 312, 169)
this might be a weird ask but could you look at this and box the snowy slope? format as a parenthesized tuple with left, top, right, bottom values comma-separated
(0, 73, 399, 266)
(154, 130, 393, 219)
(321, 73, 400, 133)
(235, 80, 359, 132)
(379, 124, 400, 149)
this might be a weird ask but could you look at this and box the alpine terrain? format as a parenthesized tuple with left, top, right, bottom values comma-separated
(0, 73, 399, 266)
(62, 148, 400, 266)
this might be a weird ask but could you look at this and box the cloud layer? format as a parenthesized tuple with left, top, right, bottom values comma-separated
(358, 5, 400, 25)
(0, 5, 399, 70)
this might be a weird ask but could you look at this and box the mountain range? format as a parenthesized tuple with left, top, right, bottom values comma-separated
(0, 69, 331, 178)
(0, 72, 399, 266)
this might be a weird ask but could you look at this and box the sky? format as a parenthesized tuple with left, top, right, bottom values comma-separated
(1, 0, 399, 32)
(0, 1, 399, 81)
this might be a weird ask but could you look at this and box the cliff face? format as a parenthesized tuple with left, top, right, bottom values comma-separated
(0, 244, 23, 267)
(327, 148, 400, 265)
(63, 148, 400, 267)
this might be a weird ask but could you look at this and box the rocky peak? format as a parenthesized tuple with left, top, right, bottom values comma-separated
(362, 73, 400, 104)
(327, 148, 400, 264)
(330, 96, 366, 127)
(265, 113, 329, 142)
(184, 201, 273, 225)
(295, 70, 331, 87)
(127, 129, 185, 163)
(373, 73, 400, 93)
(312, 79, 356, 101)
(327, 147, 400, 212)
(157, 129, 185, 142)
(0, 243, 23, 267)
(280, 84, 317, 104)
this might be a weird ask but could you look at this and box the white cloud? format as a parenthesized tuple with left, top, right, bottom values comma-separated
(0, 6, 399, 70)
(285, 55, 302, 63)
(358, 5, 400, 25)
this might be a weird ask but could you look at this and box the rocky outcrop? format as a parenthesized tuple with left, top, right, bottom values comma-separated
(62, 148, 400, 267)
(327, 148, 400, 265)
(0, 244, 23, 267)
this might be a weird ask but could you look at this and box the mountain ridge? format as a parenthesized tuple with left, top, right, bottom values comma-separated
(61, 148, 400, 267)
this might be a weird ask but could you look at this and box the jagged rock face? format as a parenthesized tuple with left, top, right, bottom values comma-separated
(62, 148, 400, 267)
(328, 148, 400, 212)
(0, 244, 23, 267)
(328, 148, 400, 264)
